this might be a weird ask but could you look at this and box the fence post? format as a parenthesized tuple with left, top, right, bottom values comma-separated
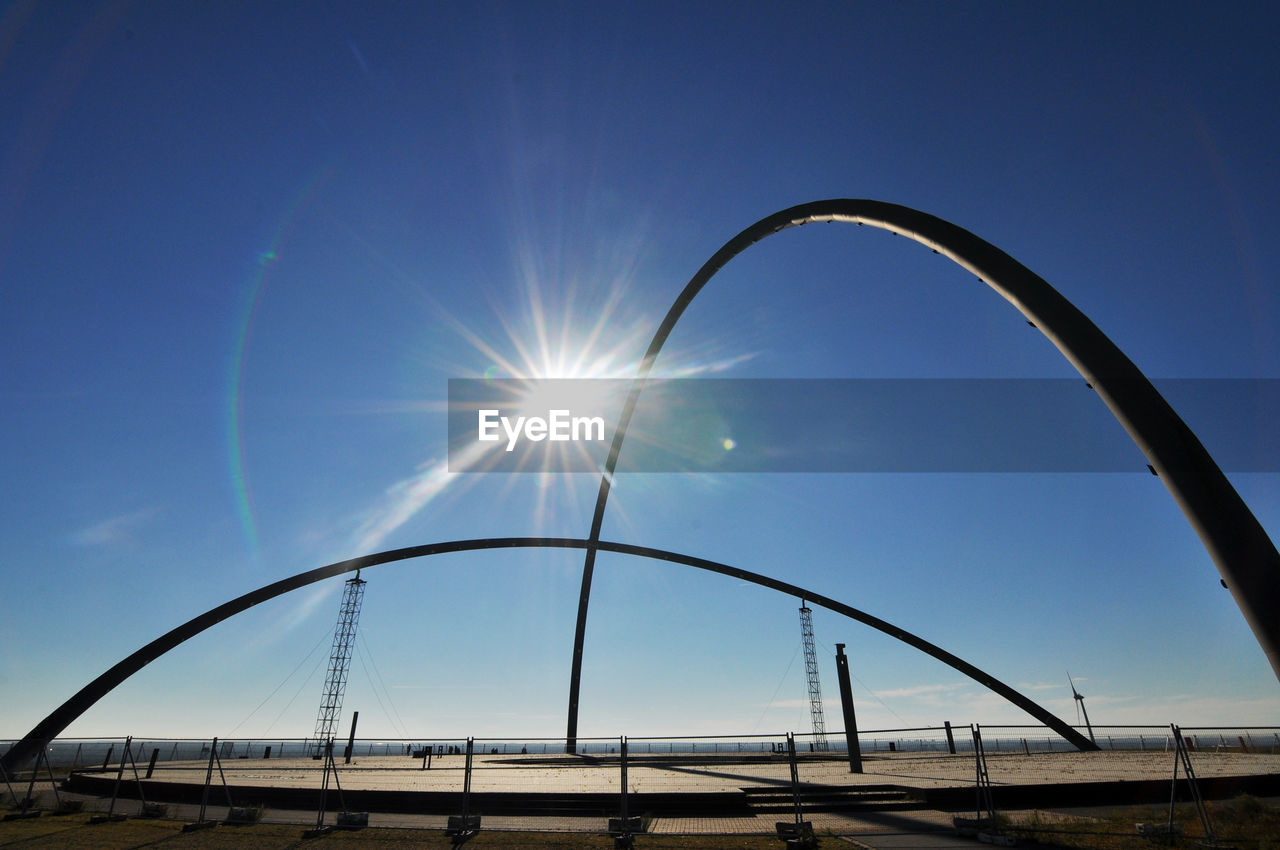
(620, 737, 628, 823)
(444, 737, 480, 837)
(972, 725, 994, 823)
(787, 732, 803, 826)
(609, 735, 640, 844)
(462, 738, 474, 821)
(197, 737, 217, 825)
(313, 740, 333, 831)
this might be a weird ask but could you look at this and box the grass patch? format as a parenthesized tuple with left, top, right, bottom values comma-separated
(1005, 795, 1280, 849)
(0, 811, 787, 848)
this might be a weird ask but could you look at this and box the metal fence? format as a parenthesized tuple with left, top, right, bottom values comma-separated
(3, 724, 1278, 836)
(10, 725, 1277, 771)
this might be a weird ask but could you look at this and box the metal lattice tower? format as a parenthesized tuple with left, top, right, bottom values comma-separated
(312, 572, 366, 753)
(799, 603, 829, 751)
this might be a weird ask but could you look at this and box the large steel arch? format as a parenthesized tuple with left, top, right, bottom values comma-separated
(0, 536, 1095, 773)
(566, 199, 1280, 748)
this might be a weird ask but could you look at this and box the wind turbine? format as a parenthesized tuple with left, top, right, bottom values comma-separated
(1068, 672, 1096, 745)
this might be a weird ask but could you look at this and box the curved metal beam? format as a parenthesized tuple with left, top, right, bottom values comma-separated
(0, 536, 1096, 773)
(566, 199, 1280, 748)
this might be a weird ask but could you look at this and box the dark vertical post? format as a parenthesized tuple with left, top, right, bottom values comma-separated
(146, 748, 159, 779)
(834, 644, 863, 773)
(197, 737, 216, 824)
(945, 721, 957, 754)
(619, 736, 629, 825)
(461, 737, 474, 823)
(344, 711, 358, 764)
(787, 733, 802, 825)
(106, 737, 131, 817)
(315, 740, 333, 830)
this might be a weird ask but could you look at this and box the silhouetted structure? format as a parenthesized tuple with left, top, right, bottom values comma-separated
(563, 199, 1280, 751)
(799, 604, 828, 751)
(6, 200, 1276, 777)
(312, 572, 365, 754)
(1069, 673, 1096, 745)
(0, 535, 1100, 774)
(835, 643, 862, 773)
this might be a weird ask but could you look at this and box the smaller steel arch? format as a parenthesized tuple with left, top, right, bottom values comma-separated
(0, 536, 1094, 773)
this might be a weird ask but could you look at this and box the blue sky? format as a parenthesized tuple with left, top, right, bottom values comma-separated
(2, 1, 1277, 742)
